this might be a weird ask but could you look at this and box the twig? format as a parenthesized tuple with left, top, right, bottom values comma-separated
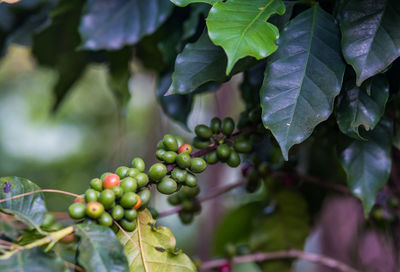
(200, 249, 358, 272)
(0, 189, 80, 204)
(64, 261, 86, 272)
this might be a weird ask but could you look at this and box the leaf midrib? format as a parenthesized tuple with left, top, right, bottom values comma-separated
(136, 214, 149, 272)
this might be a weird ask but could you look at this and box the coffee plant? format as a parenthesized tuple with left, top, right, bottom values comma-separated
(1, 0, 400, 271)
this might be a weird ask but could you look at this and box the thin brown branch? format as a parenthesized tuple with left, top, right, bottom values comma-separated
(200, 249, 358, 272)
(0, 189, 80, 204)
(64, 261, 86, 272)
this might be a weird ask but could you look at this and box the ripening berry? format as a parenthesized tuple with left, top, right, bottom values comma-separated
(60, 233, 74, 244)
(73, 195, 85, 204)
(103, 174, 121, 189)
(178, 144, 192, 154)
(133, 196, 142, 210)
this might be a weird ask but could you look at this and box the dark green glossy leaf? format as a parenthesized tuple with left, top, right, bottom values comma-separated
(0, 248, 68, 272)
(339, 120, 393, 215)
(170, 0, 217, 7)
(0, 177, 47, 233)
(336, 74, 389, 140)
(182, 4, 210, 41)
(261, 5, 345, 160)
(250, 190, 309, 272)
(206, 0, 285, 74)
(340, 0, 400, 86)
(79, 0, 173, 50)
(74, 223, 129, 272)
(394, 122, 400, 150)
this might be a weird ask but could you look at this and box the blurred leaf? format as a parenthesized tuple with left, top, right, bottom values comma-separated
(79, 0, 173, 50)
(0, 177, 47, 233)
(74, 223, 129, 272)
(340, 0, 400, 86)
(0, 248, 68, 272)
(206, 0, 285, 74)
(170, 0, 217, 7)
(395, 122, 400, 150)
(260, 5, 345, 160)
(117, 209, 196, 272)
(336, 74, 389, 140)
(182, 4, 209, 41)
(339, 120, 393, 215)
(240, 62, 266, 106)
(213, 202, 264, 255)
(32, 0, 88, 111)
(0, 221, 18, 240)
(268, 0, 296, 30)
(250, 190, 309, 272)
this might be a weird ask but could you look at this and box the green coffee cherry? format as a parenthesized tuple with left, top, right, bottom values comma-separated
(175, 136, 184, 148)
(85, 189, 98, 203)
(148, 163, 167, 181)
(127, 168, 140, 177)
(86, 202, 104, 219)
(99, 189, 115, 209)
(163, 151, 177, 164)
(90, 178, 103, 191)
(176, 153, 191, 169)
(185, 174, 198, 187)
(156, 149, 166, 160)
(167, 194, 181, 206)
(136, 173, 149, 187)
(101, 172, 113, 181)
(195, 125, 213, 140)
(112, 186, 124, 198)
(120, 219, 137, 232)
(204, 151, 218, 164)
(193, 137, 211, 149)
(171, 168, 187, 183)
(132, 158, 145, 172)
(41, 213, 55, 227)
(121, 177, 138, 192)
(190, 158, 207, 173)
(99, 212, 113, 227)
(233, 139, 252, 153)
(163, 134, 179, 151)
(181, 200, 195, 211)
(157, 177, 178, 195)
(69, 203, 86, 219)
(115, 167, 129, 179)
(157, 140, 165, 150)
(210, 117, 221, 134)
(217, 144, 231, 161)
(120, 192, 138, 208)
(112, 205, 124, 220)
(222, 117, 235, 136)
(181, 186, 200, 198)
(138, 189, 151, 207)
(179, 211, 194, 224)
(124, 209, 138, 221)
(227, 150, 241, 168)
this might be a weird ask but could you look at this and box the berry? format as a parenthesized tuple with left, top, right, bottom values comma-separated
(171, 168, 187, 183)
(132, 157, 145, 172)
(176, 153, 191, 169)
(90, 178, 103, 191)
(60, 233, 74, 244)
(204, 151, 218, 164)
(99, 189, 115, 209)
(138, 189, 151, 207)
(227, 150, 241, 167)
(181, 186, 200, 198)
(179, 211, 193, 224)
(133, 196, 142, 210)
(233, 139, 252, 153)
(157, 140, 165, 150)
(157, 177, 178, 195)
(178, 144, 192, 154)
(120, 192, 138, 208)
(112, 205, 124, 220)
(120, 219, 137, 232)
(193, 137, 211, 149)
(221, 117, 235, 136)
(103, 174, 121, 189)
(156, 149, 166, 160)
(73, 195, 85, 204)
(99, 212, 113, 227)
(86, 202, 104, 219)
(168, 194, 181, 206)
(85, 189, 98, 203)
(41, 213, 55, 228)
(195, 124, 213, 140)
(210, 117, 221, 134)
(121, 177, 138, 192)
(127, 168, 140, 177)
(101, 172, 113, 181)
(175, 136, 184, 148)
(163, 151, 177, 164)
(163, 134, 179, 151)
(124, 209, 138, 221)
(190, 158, 207, 173)
(112, 186, 124, 198)
(217, 144, 231, 161)
(135, 173, 149, 187)
(185, 174, 198, 187)
(148, 163, 167, 181)
(115, 166, 129, 178)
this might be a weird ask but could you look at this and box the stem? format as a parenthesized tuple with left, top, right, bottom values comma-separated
(0, 189, 80, 204)
(200, 249, 358, 272)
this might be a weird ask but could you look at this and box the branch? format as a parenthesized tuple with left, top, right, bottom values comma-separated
(200, 249, 358, 272)
(0, 189, 80, 204)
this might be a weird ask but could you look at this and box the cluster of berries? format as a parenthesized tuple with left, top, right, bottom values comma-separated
(68, 158, 151, 232)
(167, 186, 201, 224)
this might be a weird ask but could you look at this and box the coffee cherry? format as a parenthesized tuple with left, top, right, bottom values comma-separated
(111, 223, 119, 234)
(168, 194, 181, 206)
(86, 202, 104, 219)
(120, 219, 137, 232)
(73, 195, 85, 204)
(124, 209, 138, 221)
(157, 177, 178, 195)
(171, 168, 187, 183)
(163, 151, 177, 164)
(90, 178, 103, 191)
(193, 137, 211, 149)
(115, 166, 129, 178)
(99, 212, 113, 227)
(99, 189, 115, 209)
(179, 211, 193, 224)
(210, 117, 221, 134)
(221, 117, 234, 136)
(135, 173, 149, 187)
(85, 189, 98, 203)
(175, 136, 184, 148)
(190, 158, 207, 173)
(133, 196, 142, 210)
(204, 150, 218, 164)
(227, 150, 241, 168)
(195, 125, 213, 140)
(148, 163, 167, 181)
(127, 168, 140, 177)
(101, 172, 113, 181)
(41, 213, 56, 228)
(121, 177, 138, 192)
(157, 140, 165, 150)
(103, 174, 120, 189)
(132, 157, 145, 172)
(112, 186, 124, 198)
(163, 134, 179, 151)
(178, 144, 192, 154)
(185, 174, 198, 187)
(233, 139, 252, 153)
(182, 200, 195, 211)
(181, 186, 200, 198)
(156, 149, 166, 160)
(112, 205, 124, 220)
(138, 189, 151, 207)
(120, 192, 138, 208)
(217, 144, 231, 161)
(176, 153, 191, 169)
(60, 233, 74, 244)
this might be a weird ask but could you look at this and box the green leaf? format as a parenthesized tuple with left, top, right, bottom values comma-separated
(79, 0, 173, 50)
(170, 0, 217, 7)
(0, 248, 68, 272)
(340, 0, 400, 86)
(250, 190, 309, 272)
(182, 4, 210, 41)
(206, 0, 285, 74)
(117, 209, 196, 272)
(260, 5, 345, 160)
(394, 122, 400, 150)
(336, 74, 389, 140)
(74, 223, 129, 272)
(0, 177, 47, 233)
(339, 120, 393, 215)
